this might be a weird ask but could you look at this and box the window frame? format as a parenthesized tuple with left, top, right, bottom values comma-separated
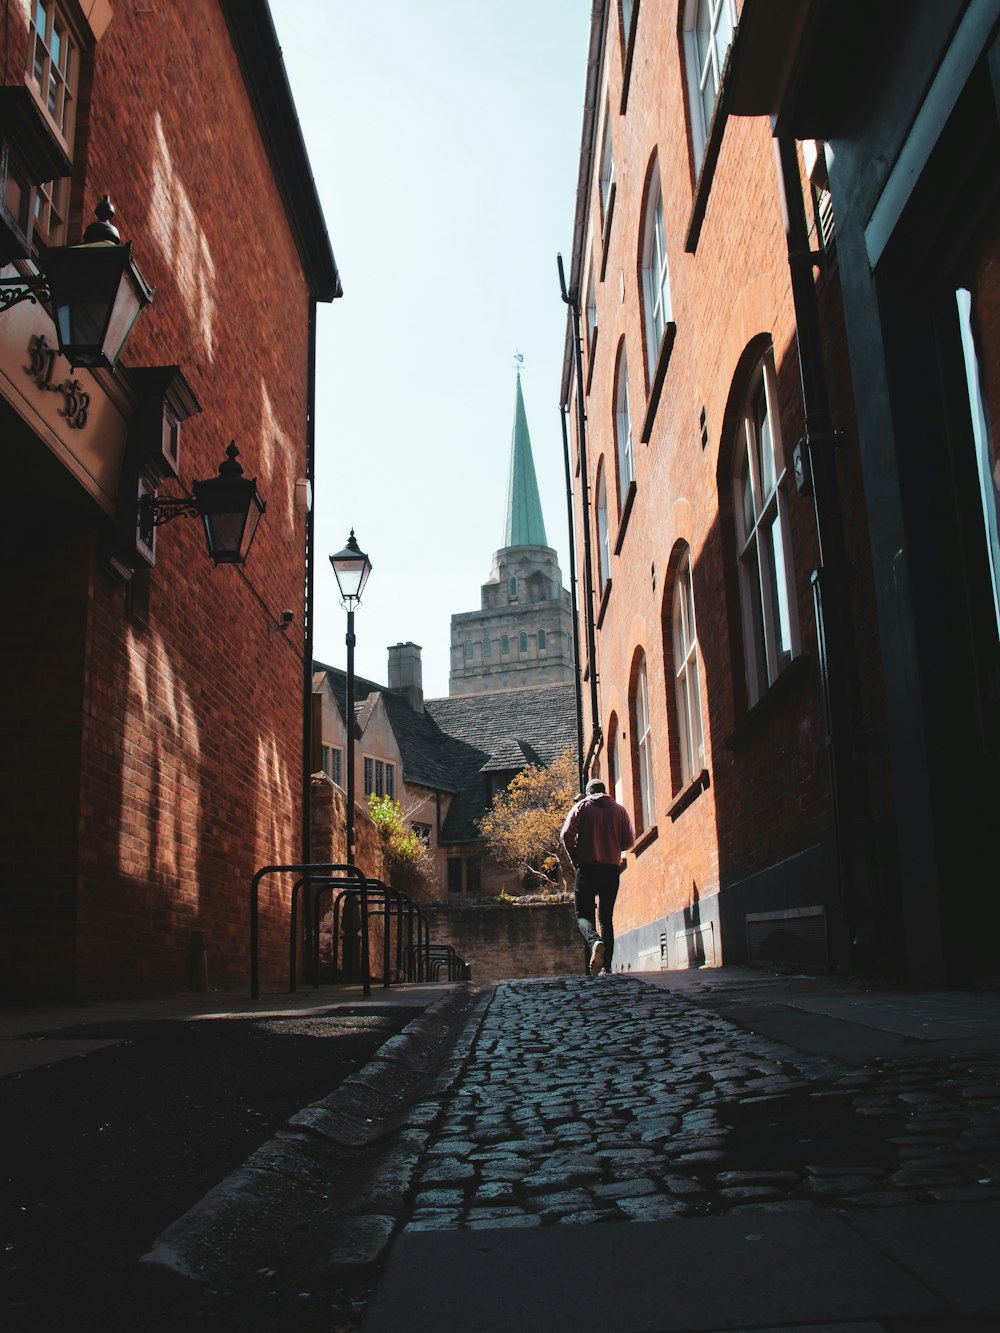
(641, 169, 672, 382)
(731, 354, 799, 704)
(672, 550, 705, 787)
(631, 653, 656, 834)
(596, 463, 611, 591)
(614, 348, 635, 510)
(27, 0, 81, 246)
(683, 0, 738, 166)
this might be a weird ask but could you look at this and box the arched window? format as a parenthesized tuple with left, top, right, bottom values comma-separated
(732, 352, 797, 702)
(683, 0, 738, 163)
(586, 260, 597, 353)
(672, 549, 705, 786)
(614, 349, 634, 508)
(483, 637, 492, 658)
(519, 631, 528, 654)
(465, 640, 473, 660)
(598, 97, 615, 227)
(641, 164, 671, 377)
(508, 576, 517, 599)
(538, 628, 547, 650)
(607, 712, 622, 805)
(631, 652, 655, 833)
(596, 464, 611, 591)
(501, 634, 509, 655)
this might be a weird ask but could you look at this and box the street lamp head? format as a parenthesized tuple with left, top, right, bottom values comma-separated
(40, 196, 154, 369)
(192, 442, 266, 565)
(329, 529, 372, 607)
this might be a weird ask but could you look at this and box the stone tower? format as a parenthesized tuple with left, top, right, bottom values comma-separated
(449, 371, 575, 696)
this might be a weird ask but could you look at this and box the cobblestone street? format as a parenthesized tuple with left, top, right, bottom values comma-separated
(404, 975, 1000, 1235)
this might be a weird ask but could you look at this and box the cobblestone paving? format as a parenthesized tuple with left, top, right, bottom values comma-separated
(404, 975, 1000, 1232)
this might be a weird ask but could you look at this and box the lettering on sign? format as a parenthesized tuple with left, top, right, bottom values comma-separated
(26, 334, 90, 429)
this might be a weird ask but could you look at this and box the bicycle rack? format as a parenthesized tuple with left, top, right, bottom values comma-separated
(250, 862, 369, 999)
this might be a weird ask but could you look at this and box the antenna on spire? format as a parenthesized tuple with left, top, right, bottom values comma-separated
(513, 349, 524, 374)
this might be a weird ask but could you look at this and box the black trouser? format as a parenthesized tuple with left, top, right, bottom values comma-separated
(574, 862, 620, 972)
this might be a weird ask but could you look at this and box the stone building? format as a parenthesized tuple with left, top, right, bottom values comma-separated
(0, 0, 339, 1000)
(449, 370, 575, 695)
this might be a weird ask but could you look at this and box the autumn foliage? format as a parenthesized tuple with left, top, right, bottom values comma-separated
(477, 748, 578, 893)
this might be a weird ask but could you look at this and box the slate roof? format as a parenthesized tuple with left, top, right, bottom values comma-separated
(314, 661, 577, 844)
(425, 684, 577, 843)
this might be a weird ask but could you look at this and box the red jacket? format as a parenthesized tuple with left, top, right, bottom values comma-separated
(560, 794, 635, 867)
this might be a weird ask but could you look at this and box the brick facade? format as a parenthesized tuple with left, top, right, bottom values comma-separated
(562, 1, 889, 975)
(0, 1, 337, 1000)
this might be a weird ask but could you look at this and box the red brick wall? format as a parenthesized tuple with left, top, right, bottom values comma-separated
(0, 3, 316, 999)
(568, 1, 887, 964)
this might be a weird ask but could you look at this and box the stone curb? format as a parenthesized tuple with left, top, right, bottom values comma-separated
(141, 983, 493, 1281)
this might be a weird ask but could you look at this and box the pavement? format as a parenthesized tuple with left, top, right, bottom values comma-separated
(3, 966, 1000, 1332)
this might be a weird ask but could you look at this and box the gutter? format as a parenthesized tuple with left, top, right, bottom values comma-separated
(558, 0, 607, 782)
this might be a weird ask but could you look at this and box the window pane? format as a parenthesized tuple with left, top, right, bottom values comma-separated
(386, 763, 395, 799)
(483, 638, 491, 657)
(957, 287, 1000, 637)
(538, 629, 547, 650)
(743, 544, 768, 692)
(519, 632, 527, 653)
(736, 437, 755, 539)
(501, 634, 509, 654)
(755, 378, 777, 498)
(765, 513, 793, 670)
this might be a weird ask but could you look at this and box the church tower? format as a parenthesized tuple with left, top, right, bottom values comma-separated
(449, 370, 575, 696)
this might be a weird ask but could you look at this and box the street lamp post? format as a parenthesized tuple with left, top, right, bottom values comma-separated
(329, 530, 372, 866)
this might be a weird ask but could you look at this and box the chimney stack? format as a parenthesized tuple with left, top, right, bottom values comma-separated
(387, 641, 423, 713)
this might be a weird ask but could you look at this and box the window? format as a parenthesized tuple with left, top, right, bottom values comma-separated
(957, 288, 1000, 639)
(598, 100, 615, 227)
(501, 634, 509, 655)
(608, 719, 623, 805)
(596, 466, 611, 591)
(447, 856, 481, 894)
(672, 551, 705, 786)
(632, 653, 656, 833)
(519, 631, 528, 654)
(28, 0, 79, 245)
(508, 576, 517, 600)
(683, 0, 737, 164)
(465, 640, 474, 659)
(732, 355, 797, 703)
(363, 757, 374, 797)
(413, 822, 432, 846)
(586, 263, 597, 353)
(538, 629, 547, 651)
(321, 745, 343, 785)
(615, 351, 634, 508)
(483, 637, 492, 658)
(641, 168, 671, 377)
(385, 762, 396, 799)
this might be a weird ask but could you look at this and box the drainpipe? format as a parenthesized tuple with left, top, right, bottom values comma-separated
(559, 403, 586, 790)
(302, 296, 318, 866)
(774, 134, 879, 965)
(558, 254, 602, 781)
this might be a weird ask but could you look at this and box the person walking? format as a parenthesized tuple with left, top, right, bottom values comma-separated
(560, 778, 635, 975)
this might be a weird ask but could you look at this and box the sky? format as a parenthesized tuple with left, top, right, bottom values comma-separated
(268, 1, 593, 699)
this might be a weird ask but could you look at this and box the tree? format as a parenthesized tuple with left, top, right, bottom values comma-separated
(368, 794, 434, 891)
(477, 747, 578, 893)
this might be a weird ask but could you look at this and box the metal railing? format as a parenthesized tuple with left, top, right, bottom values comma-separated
(250, 861, 470, 997)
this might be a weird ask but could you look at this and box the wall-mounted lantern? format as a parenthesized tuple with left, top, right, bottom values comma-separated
(139, 442, 266, 566)
(0, 195, 152, 370)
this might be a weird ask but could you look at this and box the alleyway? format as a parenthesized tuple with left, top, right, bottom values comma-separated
(3, 970, 999, 1331)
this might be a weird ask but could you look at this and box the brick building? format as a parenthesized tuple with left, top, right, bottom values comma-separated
(561, 0, 999, 985)
(314, 646, 576, 902)
(0, 0, 339, 999)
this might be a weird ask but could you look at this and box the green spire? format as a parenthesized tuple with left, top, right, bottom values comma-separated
(503, 371, 547, 548)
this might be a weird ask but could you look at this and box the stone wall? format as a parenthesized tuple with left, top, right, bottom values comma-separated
(421, 901, 581, 983)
